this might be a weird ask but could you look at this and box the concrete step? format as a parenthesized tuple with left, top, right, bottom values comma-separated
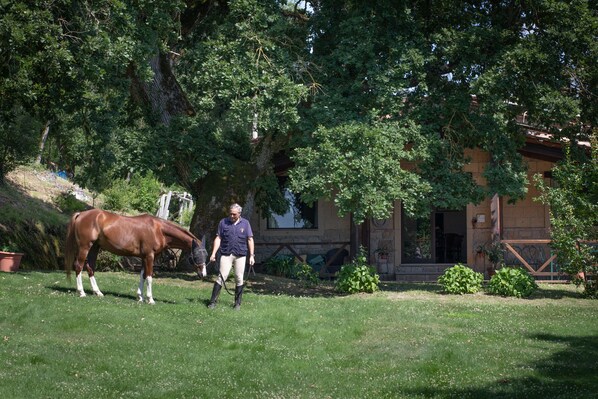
(396, 264, 454, 283)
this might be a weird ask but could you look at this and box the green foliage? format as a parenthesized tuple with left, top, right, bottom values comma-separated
(294, 263, 319, 288)
(481, 240, 506, 266)
(179, 205, 195, 228)
(1, 220, 66, 270)
(53, 191, 88, 214)
(94, 251, 124, 272)
(290, 121, 432, 223)
(262, 255, 318, 287)
(438, 264, 484, 295)
(336, 247, 380, 294)
(535, 143, 598, 298)
(0, 241, 21, 253)
(0, 106, 41, 182)
(263, 255, 297, 278)
(487, 267, 538, 298)
(103, 172, 163, 214)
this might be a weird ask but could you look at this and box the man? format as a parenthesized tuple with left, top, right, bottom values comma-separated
(207, 203, 255, 310)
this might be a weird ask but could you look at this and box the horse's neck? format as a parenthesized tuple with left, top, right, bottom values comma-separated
(162, 223, 194, 249)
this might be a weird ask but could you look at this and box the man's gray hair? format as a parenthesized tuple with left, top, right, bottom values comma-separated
(230, 203, 243, 214)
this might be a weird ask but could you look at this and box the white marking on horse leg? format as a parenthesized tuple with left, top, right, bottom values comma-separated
(76, 273, 86, 297)
(137, 269, 145, 302)
(146, 276, 155, 305)
(89, 276, 104, 297)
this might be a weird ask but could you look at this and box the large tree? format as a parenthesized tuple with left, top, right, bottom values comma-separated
(2, 0, 595, 255)
(291, 0, 596, 225)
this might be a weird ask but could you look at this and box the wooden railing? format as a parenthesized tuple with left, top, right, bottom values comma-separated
(501, 239, 561, 279)
(254, 241, 351, 267)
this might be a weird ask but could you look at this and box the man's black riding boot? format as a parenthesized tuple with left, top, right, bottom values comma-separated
(207, 282, 222, 309)
(233, 284, 244, 310)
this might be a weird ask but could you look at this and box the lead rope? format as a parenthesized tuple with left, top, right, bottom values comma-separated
(205, 259, 252, 297)
(201, 260, 234, 296)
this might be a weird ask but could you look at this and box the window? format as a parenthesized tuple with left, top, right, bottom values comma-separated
(267, 178, 317, 229)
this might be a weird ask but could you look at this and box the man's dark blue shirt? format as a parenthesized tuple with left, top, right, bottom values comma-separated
(217, 217, 253, 257)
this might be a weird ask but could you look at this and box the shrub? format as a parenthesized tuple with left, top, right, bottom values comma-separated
(294, 263, 319, 287)
(103, 172, 163, 214)
(336, 247, 380, 294)
(7, 220, 65, 270)
(534, 149, 597, 298)
(438, 264, 483, 294)
(95, 251, 124, 272)
(53, 191, 88, 214)
(179, 205, 194, 228)
(264, 255, 296, 278)
(487, 266, 538, 298)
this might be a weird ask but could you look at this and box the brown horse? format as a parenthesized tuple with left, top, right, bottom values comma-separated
(65, 209, 207, 304)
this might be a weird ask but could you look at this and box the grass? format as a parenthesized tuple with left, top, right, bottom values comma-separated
(1, 271, 597, 399)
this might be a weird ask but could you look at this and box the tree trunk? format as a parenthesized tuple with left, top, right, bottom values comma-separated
(129, 53, 195, 126)
(36, 121, 50, 164)
(190, 135, 274, 252)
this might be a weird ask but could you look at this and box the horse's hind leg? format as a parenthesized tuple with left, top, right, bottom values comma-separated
(137, 268, 145, 303)
(75, 249, 89, 297)
(86, 242, 103, 297)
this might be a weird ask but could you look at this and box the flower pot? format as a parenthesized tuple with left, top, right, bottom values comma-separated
(0, 251, 24, 272)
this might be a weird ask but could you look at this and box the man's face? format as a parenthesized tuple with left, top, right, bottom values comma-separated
(229, 210, 240, 223)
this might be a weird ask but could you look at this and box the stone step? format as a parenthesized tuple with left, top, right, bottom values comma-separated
(396, 263, 454, 283)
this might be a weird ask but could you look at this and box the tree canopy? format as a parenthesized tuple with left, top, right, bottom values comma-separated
(1, 0, 595, 234)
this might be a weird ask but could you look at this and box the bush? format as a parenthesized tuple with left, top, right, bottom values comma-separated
(438, 264, 483, 294)
(3, 220, 66, 270)
(95, 251, 124, 272)
(336, 247, 380, 294)
(53, 191, 88, 214)
(295, 263, 319, 288)
(103, 172, 163, 214)
(264, 255, 296, 278)
(487, 266, 538, 298)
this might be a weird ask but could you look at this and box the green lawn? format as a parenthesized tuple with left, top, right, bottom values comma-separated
(1, 271, 597, 399)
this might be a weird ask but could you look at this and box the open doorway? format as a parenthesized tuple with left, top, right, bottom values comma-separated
(401, 208, 467, 264)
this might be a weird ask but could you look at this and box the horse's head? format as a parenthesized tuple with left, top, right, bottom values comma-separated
(190, 239, 207, 278)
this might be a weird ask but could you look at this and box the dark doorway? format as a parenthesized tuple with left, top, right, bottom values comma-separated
(401, 208, 467, 264)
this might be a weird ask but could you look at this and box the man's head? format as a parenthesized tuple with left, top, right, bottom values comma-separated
(229, 203, 242, 223)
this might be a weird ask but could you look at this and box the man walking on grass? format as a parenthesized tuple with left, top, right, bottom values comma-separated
(207, 203, 255, 310)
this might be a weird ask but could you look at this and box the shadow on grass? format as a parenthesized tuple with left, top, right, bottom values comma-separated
(48, 285, 179, 304)
(247, 274, 340, 298)
(395, 334, 598, 399)
(46, 270, 587, 302)
(529, 284, 586, 300)
(379, 282, 444, 293)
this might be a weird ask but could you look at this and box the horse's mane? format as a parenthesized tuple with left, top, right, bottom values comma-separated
(154, 216, 200, 243)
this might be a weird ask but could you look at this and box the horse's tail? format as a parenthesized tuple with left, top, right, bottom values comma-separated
(64, 212, 81, 278)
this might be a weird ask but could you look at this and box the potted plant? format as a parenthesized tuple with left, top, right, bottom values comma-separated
(374, 246, 390, 262)
(0, 243, 25, 272)
(481, 240, 505, 278)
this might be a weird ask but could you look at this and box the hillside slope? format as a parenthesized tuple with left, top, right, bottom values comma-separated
(5, 165, 95, 208)
(0, 165, 98, 270)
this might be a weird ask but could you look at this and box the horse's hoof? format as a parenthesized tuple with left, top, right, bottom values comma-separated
(79, 292, 87, 298)
(148, 299, 155, 305)
(94, 291, 104, 297)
